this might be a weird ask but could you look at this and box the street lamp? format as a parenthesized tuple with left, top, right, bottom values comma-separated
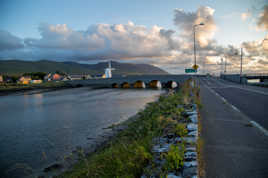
(234, 48, 243, 83)
(193, 22, 205, 73)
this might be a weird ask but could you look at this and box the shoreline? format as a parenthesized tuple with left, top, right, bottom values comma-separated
(35, 91, 164, 178)
(55, 81, 199, 178)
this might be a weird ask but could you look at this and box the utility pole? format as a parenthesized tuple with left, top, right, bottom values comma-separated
(193, 27, 196, 69)
(224, 58, 227, 74)
(240, 48, 243, 83)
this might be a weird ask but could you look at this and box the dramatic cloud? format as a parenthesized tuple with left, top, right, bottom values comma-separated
(257, 5, 268, 30)
(0, 30, 24, 51)
(174, 6, 217, 47)
(24, 22, 178, 60)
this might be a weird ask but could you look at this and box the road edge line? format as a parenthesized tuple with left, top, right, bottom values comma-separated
(250, 121, 268, 136)
(204, 83, 268, 137)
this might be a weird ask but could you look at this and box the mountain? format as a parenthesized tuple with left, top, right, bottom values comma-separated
(0, 60, 168, 75)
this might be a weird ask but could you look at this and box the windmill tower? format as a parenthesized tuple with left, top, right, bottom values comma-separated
(104, 61, 115, 78)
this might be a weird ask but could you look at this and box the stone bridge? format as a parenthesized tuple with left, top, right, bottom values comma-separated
(66, 75, 196, 89)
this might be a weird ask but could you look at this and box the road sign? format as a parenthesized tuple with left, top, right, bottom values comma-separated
(185, 68, 197, 73)
(192, 64, 199, 70)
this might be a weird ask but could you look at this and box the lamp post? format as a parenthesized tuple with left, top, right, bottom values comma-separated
(240, 47, 243, 83)
(193, 22, 204, 73)
(234, 47, 243, 83)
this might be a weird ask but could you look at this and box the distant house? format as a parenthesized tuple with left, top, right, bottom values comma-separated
(44, 73, 63, 81)
(19, 76, 32, 84)
(52, 73, 62, 81)
(69, 74, 82, 80)
(0, 75, 3, 83)
(31, 80, 42, 84)
(69, 74, 91, 80)
(44, 73, 52, 81)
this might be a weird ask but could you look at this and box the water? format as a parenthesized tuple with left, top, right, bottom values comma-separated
(0, 88, 163, 177)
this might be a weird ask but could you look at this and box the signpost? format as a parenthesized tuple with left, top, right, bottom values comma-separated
(185, 68, 197, 73)
(192, 64, 199, 70)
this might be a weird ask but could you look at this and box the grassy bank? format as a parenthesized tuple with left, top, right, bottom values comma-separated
(59, 81, 193, 178)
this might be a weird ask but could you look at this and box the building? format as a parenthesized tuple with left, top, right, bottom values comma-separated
(19, 76, 32, 84)
(52, 73, 62, 81)
(31, 80, 42, 84)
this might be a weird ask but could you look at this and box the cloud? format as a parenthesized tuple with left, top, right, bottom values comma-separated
(241, 11, 251, 21)
(258, 59, 268, 65)
(257, 5, 268, 30)
(0, 30, 24, 51)
(173, 6, 217, 47)
(23, 22, 179, 60)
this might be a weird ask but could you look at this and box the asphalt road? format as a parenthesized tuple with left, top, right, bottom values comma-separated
(198, 77, 268, 178)
(203, 77, 268, 130)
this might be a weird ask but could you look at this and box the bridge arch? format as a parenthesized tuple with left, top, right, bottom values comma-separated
(165, 81, 178, 89)
(112, 83, 119, 88)
(133, 80, 146, 89)
(121, 82, 130, 88)
(148, 80, 162, 89)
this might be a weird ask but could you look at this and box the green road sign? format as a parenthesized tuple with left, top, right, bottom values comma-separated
(185, 68, 197, 73)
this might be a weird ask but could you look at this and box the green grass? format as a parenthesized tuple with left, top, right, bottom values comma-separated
(162, 144, 185, 172)
(59, 82, 192, 178)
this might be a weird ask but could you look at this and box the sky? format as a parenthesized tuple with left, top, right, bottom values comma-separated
(0, 0, 267, 74)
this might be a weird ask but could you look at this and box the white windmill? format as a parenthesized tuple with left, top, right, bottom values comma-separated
(104, 61, 115, 78)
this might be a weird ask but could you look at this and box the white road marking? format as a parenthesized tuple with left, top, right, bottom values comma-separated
(203, 80, 268, 137)
(250, 121, 268, 137)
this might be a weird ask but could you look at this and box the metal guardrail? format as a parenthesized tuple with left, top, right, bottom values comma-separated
(244, 73, 268, 77)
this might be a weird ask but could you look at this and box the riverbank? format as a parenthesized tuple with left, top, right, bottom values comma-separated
(55, 79, 200, 178)
(0, 82, 74, 96)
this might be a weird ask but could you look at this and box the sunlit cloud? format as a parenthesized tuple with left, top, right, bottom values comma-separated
(241, 11, 251, 21)
(257, 5, 268, 30)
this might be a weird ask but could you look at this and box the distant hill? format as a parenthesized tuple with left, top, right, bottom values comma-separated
(0, 60, 168, 75)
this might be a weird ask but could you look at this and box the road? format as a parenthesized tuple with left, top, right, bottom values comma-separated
(198, 77, 268, 178)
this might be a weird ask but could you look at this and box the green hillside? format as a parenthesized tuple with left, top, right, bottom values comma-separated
(0, 60, 168, 75)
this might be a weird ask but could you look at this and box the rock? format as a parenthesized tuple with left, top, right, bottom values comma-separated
(189, 114, 198, 123)
(184, 161, 197, 168)
(43, 163, 63, 172)
(183, 167, 197, 177)
(183, 137, 197, 143)
(186, 111, 198, 116)
(167, 172, 182, 178)
(187, 124, 198, 132)
(184, 151, 197, 161)
(186, 146, 196, 152)
(188, 130, 198, 137)
(152, 143, 171, 153)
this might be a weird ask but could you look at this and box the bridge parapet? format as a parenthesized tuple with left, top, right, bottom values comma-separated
(66, 75, 191, 89)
